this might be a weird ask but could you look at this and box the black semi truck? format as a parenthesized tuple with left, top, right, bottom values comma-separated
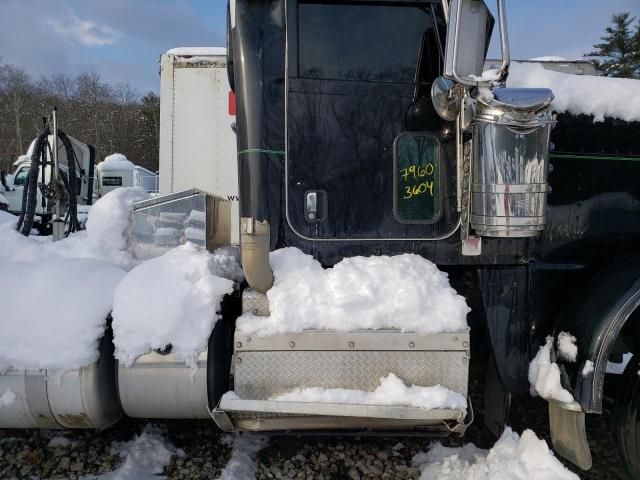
(226, 0, 640, 475)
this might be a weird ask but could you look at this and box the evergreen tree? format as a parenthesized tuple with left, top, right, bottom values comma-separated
(585, 12, 639, 78)
(632, 23, 640, 77)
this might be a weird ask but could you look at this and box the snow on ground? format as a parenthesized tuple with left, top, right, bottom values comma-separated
(264, 373, 467, 414)
(217, 434, 269, 480)
(47, 436, 72, 448)
(556, 332, 577, 362)
(528, 337, 574, 404)
(97, 153, 135, 172)
(507, 61, 640, 122)
(112, 243, 235, 369)
(87, 425, 182, 480)
(237, 247, 470, 337)
(413, 427, 579, 480)
(0, 258, 125, 372)
(0, 388, 16, 410)
(0, 210, 16, 226)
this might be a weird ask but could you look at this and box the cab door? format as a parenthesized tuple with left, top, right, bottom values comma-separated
(4, 166, 30, 214)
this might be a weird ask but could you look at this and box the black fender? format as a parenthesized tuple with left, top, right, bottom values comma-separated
(555, 254, 640, 413)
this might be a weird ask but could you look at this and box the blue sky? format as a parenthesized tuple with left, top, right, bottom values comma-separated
(1, 0, 638, 95)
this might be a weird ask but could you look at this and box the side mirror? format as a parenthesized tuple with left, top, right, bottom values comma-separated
(444, 0, 509, 86)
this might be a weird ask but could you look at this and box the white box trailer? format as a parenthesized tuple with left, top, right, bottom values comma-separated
(159, 47, 238, 244)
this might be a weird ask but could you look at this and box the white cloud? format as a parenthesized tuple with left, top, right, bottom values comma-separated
(47, 11, 121, 47)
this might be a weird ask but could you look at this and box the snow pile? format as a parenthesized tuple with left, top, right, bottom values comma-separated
(218, 434, 269, 480)
(413, 427, 579, 480)
(0, 188, 149, 372)
(507, 62, 640, 122)
(582, 360, 595, 378)
(237, 248, 470, 337)
(97, 153, 135, 172)
(0, 388, 16, 410)
(0, 187, 149, 268)
(0, 193, 8, 205)
(528, 337, 574, 403)
(556, 332, 577, 362)
(0, 259, 125, 372)
(95, 425, 181, 480)
(85, 187, 150, 263)
(0, 210, 16, 226)
(266, 373, 467, 413)
(112, 243, 235, 369)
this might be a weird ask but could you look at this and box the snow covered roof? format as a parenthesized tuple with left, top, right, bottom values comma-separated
(528, 56, 571, 62)
(166, 47, 226, 56)
(97, 153, 135, 172)
(507, 62, 640, 122)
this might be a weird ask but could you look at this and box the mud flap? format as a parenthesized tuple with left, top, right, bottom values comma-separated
(549, 400, 592, 470)
(484, 356, 510, 437)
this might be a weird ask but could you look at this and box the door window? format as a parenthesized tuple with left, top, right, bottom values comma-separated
(13, 167, 29, 186)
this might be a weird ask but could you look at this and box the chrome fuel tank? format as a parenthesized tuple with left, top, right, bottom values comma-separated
(0, 333, 121, 429)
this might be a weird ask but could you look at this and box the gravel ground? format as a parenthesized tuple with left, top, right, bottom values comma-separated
(0, 382, 631, 479)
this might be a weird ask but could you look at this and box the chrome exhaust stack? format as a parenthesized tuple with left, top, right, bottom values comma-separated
(240, 217, 273, 294)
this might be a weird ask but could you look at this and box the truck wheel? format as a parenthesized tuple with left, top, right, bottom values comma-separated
(612, 353, 640, 478)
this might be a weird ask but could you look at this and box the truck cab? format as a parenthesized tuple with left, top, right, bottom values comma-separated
(222, 0, 640, 473)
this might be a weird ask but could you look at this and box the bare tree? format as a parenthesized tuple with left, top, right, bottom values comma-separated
(1, 66, 32, 155)
(0, 63, 160, 174)
(38, 73, 76, 101)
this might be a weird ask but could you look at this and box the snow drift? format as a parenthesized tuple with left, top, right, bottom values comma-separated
(237, 247, 470, 336)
